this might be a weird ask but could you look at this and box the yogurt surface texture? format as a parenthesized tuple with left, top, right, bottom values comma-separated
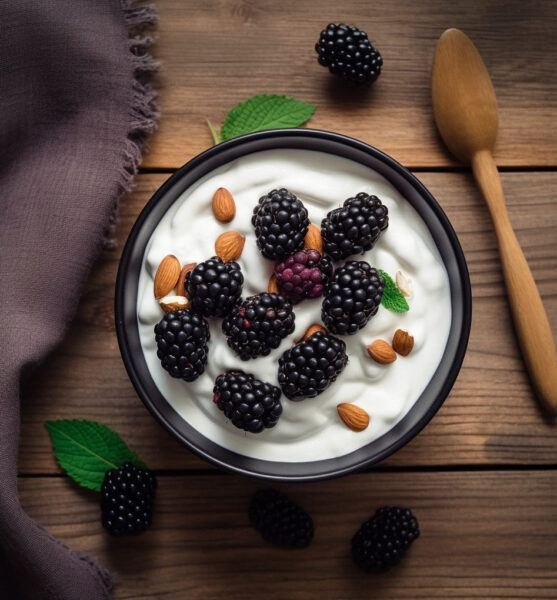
(137, 148, 451, 462)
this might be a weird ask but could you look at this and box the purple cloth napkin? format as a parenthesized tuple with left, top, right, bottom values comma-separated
(0, 1, 158, 597)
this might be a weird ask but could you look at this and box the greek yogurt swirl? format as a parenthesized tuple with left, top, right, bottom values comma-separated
(137, 149, 451, 462)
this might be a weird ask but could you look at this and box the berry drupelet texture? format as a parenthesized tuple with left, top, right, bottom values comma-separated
(213, 370, 283, 433)
(278, 330, 348, 400)
(315, 23, 383, 85)
(185, 256, 243, 318)
(101, 462, 157, 537)
(252, 188, 309, 260)
(249, 488, 314, 549)
(222, 293, 295, 360)
(274, 249, 333, 303)
(154, 308, 210, 381)
(322, 261, 384, 335)
(321, 192, 389, 260)
(352, 506, 420, 572)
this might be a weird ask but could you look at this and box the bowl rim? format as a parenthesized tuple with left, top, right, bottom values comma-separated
(115, 128, 472, 481)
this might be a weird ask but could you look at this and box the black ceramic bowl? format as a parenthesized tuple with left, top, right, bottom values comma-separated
(115, 129, 471, 481)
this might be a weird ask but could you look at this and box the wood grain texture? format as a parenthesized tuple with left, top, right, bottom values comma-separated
(20, 471, 557, 599)
(143, 0, 557, 169)
(19, 172, 557, 473)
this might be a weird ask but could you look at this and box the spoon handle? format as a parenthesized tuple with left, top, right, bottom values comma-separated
(471, 149, 557, 415)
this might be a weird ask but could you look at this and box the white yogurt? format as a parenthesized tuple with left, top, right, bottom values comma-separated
(137, 149, 451, 462)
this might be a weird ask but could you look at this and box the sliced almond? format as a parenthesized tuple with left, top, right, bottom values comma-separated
(268, 273, 279, 294)
(215, 231, 245, 262)
(303, 224, 323, 253)
(154, 254, 181, 299)
(395, 270, 413, 298)
(212, 187, 236, 223)
(298, 323, 327, 343)
(175, 262, 197, 297)
(367, 340, 397, 364)
(160, 295, 190, 312)
(337, 403, 370, 432)
(392, 329, 414, 356)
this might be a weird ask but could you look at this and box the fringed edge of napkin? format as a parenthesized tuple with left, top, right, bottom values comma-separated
(103, 0, 160, 249)
(69, 1, 159, 596)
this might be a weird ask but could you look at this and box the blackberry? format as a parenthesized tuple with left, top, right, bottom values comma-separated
(278, 330, 348, 400)
(213, 370, 282, 433)
(222, 293, 295, 360)
(315, 23, 383, 85)
(252, 188, 309, 260)
(352, 506, 420, 572)
(249, 488, 314, 549)
(322, 261, 384, 335)
(274, 249, 333, 303)
(101, 463, 157, 537)
(186, 256, 243, 317)
(321, 192, 389, 260)
(154, 308, 210, 381)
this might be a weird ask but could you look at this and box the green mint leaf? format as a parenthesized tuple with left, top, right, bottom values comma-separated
(220, 94, 315, 142)
(379, 269, 410, 313)
(45, 420, 146, 492)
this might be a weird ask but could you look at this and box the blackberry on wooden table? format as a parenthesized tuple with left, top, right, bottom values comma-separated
(249, 488, 314, 548)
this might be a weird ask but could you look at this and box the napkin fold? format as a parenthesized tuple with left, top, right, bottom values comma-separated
(0, 1, 158, 597)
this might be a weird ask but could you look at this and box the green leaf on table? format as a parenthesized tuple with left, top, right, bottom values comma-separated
(219, 94, 316, 142)
(379, 269, 410, 313)
(45, 419, 146, 492)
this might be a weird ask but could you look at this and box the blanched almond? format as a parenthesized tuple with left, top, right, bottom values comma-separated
(160, 295, 190, 312)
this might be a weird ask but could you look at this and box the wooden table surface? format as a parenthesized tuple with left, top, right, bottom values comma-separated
(20, 1, 557, 598)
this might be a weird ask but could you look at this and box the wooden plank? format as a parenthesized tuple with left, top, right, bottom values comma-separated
(143, 0, 557, 169)
(19, 172, 557, 472)
(19, 471, 557, 599)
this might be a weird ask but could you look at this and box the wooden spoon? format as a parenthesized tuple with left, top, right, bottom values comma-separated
(432, 28, 557, 416)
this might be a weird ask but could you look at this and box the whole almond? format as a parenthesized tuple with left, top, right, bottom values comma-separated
(215, 231, 245, 262)
(337, 403, 370, 432)
(268, 273, 279, 294)
(392, 329, 414, 356)
(367, 340, 397, 364)
(212, 188, 236, 223)
(160, 295, 190, 312)
(154, 254, 181, 299)
(212, 187, 236, 223)
(175, 262, 197, 297)
(303, 224, 323, 253)
(297, 323, 327, 344)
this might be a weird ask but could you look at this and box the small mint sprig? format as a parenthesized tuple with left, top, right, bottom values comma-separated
(207, 94, 316, 144)
(379, 269, 410, 313)
(45, 420, 147, 492)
